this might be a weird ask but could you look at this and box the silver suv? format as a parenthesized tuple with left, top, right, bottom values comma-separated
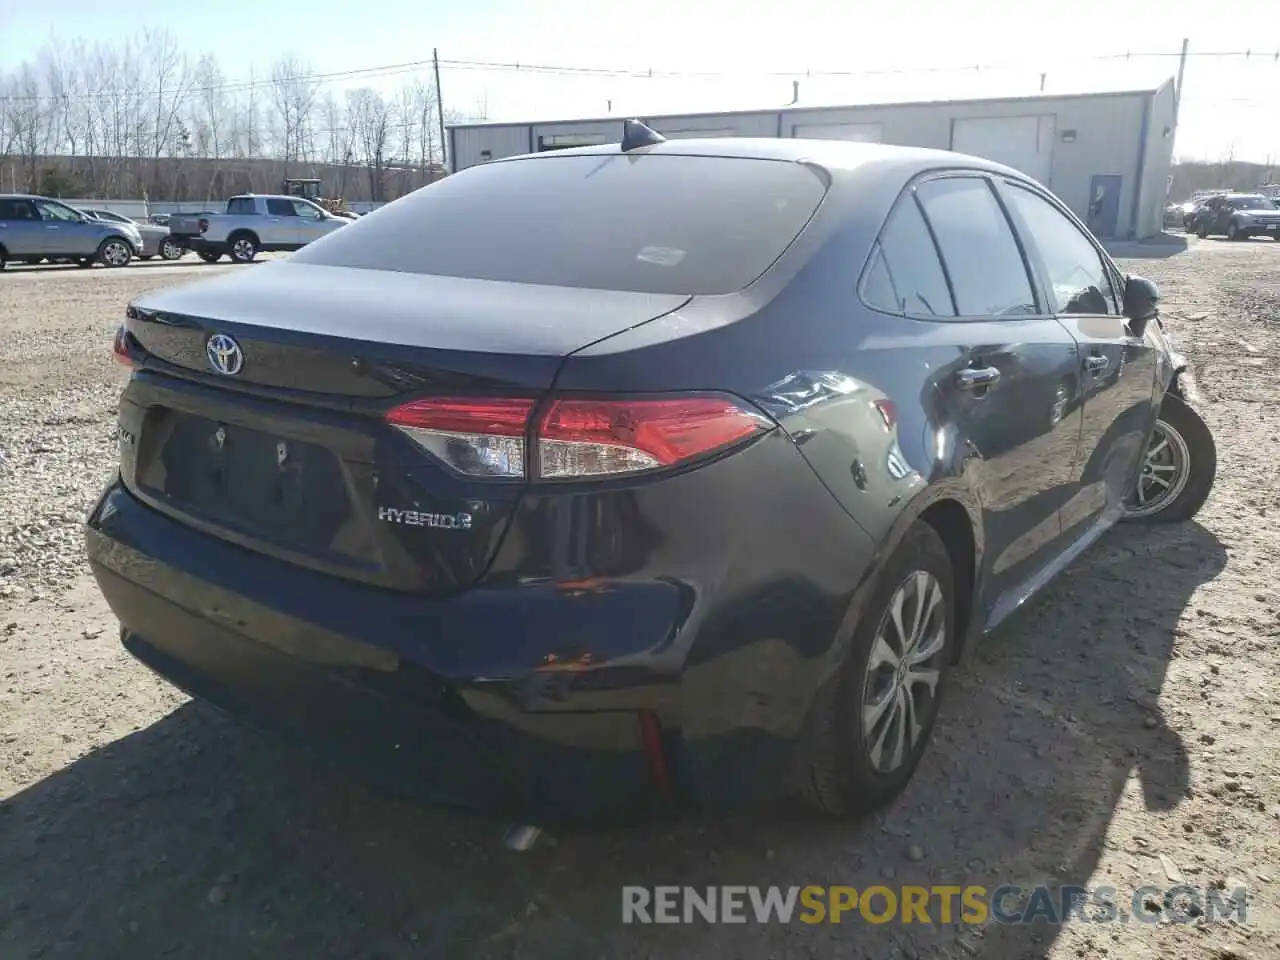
(0, 194, 141, 270)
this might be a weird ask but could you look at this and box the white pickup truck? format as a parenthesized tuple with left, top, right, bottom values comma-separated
(168, 194, 350, 264)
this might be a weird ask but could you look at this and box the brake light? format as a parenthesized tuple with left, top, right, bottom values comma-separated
(536, 396, 769, 478)
(384, 394, 769, 479)
(112, 326, 135, 368)
(198, 218, 209, 234)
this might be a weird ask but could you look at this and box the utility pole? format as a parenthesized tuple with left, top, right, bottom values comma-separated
(1173, 37, 1189, 132)
(1039, 72, 1046, 92)
(432, 48, 447, 170)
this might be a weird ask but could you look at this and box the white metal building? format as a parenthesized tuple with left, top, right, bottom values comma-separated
(448, 81, 1177, 240)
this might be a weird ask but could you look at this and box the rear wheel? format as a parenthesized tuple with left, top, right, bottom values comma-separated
(228, 233, 258, 264)
(799, 521, 955, 816)
(1122, 394, 1216, 523)
(97, 237, 132, 268)
(197, 249, 222, 263)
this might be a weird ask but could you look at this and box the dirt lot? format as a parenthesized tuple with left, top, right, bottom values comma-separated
(1, 242, 1278, 960)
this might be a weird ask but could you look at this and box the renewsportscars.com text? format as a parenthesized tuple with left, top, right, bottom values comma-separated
(621, 884, 1248, 926)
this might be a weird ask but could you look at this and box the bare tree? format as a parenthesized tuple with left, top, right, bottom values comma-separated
(0, 31, 457, 202)
(270, 56, 319, 178)
(191, 53, 229, 200)
(345, 87, 390, 200)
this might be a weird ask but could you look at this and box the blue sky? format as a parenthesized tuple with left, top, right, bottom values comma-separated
(4, 0, 1280, 162)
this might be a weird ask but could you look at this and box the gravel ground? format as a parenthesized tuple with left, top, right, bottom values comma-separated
(1, 242, 1278, 960)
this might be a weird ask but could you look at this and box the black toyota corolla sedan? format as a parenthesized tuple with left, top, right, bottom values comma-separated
(87, 125, 1200, 826)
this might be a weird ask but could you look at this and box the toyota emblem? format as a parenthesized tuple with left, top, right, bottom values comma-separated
(206, 333, 244, 376)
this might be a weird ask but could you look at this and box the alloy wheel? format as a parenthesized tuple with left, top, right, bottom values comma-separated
(1124, 420, 1191, 519)
(232, 238, 255, 261)
(102, 241, 130, 266)
(861, 570, 947, 774)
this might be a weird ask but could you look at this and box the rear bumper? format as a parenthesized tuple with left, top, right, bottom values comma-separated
(87, 481, 694, 824)
(172, 236, 221, 253)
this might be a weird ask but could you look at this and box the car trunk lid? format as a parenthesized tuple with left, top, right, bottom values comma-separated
(117, 262, 690, 595)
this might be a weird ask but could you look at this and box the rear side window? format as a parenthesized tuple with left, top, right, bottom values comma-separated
(862, 194, 956, 317)
(266, 198, 296, 216)
(1001, 183, 1117, 315)
(227, 197, 256, 214)
(290, 154, 829, 295)
(0, 199, 37, 220)
(915, 177, 1038, 317)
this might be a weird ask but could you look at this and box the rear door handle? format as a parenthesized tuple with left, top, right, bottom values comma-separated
(954, 366, 1001, 390)
(45, 225, 59, 230)
(1084, 355, 1110, 373)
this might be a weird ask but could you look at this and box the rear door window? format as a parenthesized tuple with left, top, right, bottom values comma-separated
(0, 199, 38, 220)
(915, 176, 1038, 318)
(266, 198, 296, 216)
(227, 197, 256, 214)
(291, 154, 829, 295)
(861, 193, 956, 317)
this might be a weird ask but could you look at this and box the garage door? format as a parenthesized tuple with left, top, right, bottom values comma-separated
(950, 115, 1055, 186)
(792, 122, 883, 143)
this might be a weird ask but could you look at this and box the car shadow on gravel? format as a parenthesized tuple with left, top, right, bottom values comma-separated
(0, 522, 1225, 960)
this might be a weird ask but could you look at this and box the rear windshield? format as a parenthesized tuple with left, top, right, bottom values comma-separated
(290, 154, 829, 295)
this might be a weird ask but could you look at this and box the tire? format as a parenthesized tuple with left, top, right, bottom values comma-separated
(1196, 224, 1209, 239)
(228, 232, 258, 264)
(97, 237, 132, 268)
(798, 521, 955, 816)
(197, 249, 222, 263)
(159, 237, 184, 261)
(1227, 222, 1242, 241)
(1122, 393, 1216, 523)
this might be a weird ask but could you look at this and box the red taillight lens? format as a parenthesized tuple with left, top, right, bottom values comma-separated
(537, 396, 769, 478)
(112, 326, 135, 367)
(873, 398, 896, 430)
(197, 218, 209, 234)
(386, 393, 770, 480)
(386, 397, 534, 478)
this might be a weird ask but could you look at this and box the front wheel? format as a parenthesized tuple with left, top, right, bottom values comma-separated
(1227, 222, 1243, 241)
(159, 237, 184, 261)
(798, 521, 955, 817)
(1123, 394, 1216, 522)
(97, 238, 132, 268)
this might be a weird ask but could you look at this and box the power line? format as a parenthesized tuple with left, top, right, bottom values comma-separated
(4, 47, 1279, 106)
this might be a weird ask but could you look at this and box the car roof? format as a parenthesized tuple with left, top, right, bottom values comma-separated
(0, 193, 50, 201)
(486, 137, 1036, 185)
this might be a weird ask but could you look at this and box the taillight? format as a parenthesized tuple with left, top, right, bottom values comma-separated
(536, 396, 769, 478)
(386, 397, 534, 478)
(112, 326, 135, 368)
(197, 218, 209, 234)
(385, 394, 770, 480)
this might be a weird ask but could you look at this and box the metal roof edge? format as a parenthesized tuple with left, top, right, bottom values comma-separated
(446, 82, 1175, 131)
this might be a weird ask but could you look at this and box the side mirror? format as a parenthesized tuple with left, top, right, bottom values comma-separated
(1122, 275, 1159, 330)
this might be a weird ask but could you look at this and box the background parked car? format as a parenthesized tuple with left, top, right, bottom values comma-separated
(80, 208, 185, 261)
(168, 194, 350, 263)
(0, 194, 139, 270)
(1190, 193, 1280, 240)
